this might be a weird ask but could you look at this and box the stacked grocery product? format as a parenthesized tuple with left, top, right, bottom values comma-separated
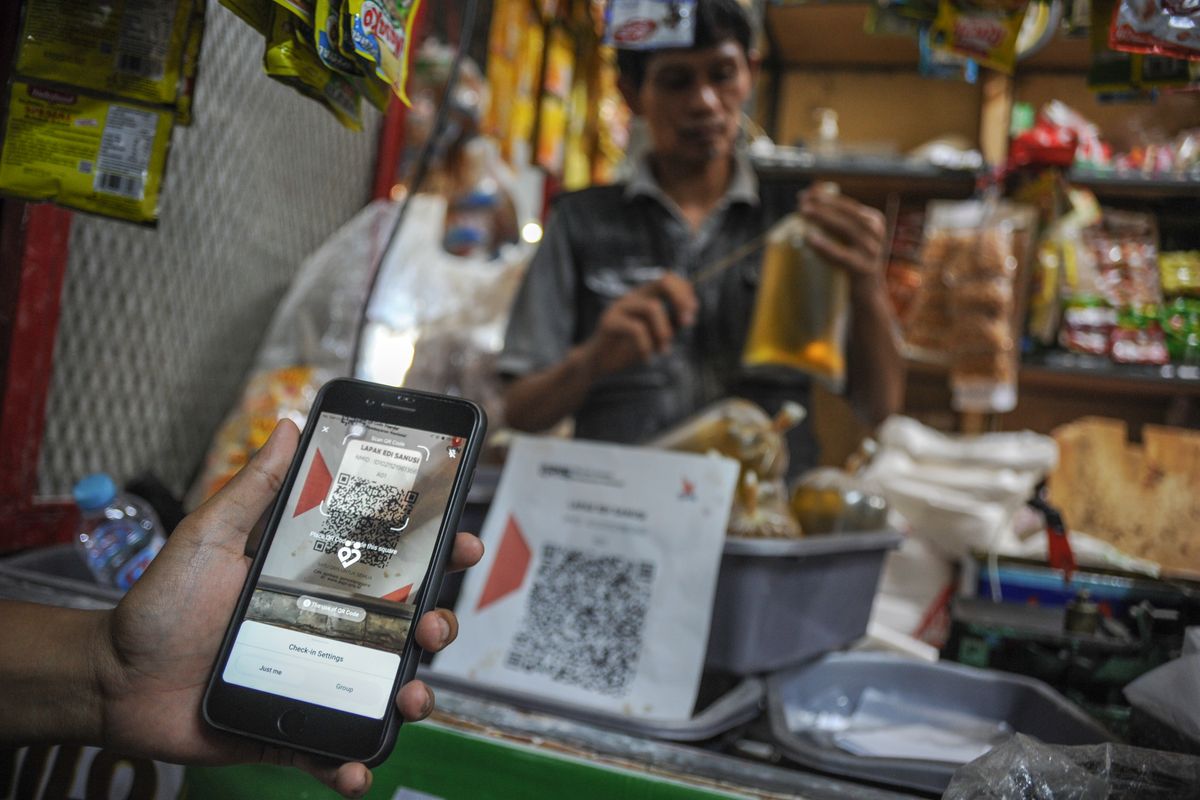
(0, 0, 206, 223)
(902, 200, 1037, 412)
(221, 0, 419, 129)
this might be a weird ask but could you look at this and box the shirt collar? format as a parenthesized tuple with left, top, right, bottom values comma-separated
(623, 151, 760, 208)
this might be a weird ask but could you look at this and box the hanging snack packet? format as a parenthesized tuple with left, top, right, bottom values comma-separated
(348, 0, 423, 104)
(175, 0, 208, 126)
(604, 0, 698, 49)
(17, 0, 194, 107)
(313, 0, 363, 74)
(273, 0, 316, 22)
(1110, 0, 1200, 61)
(919, 200, 1035, 412)
(929, 0, 1030, 74)
(264, 9, 364, 130)
(0, 81, 174, 224)
(221, 0, 274, 33)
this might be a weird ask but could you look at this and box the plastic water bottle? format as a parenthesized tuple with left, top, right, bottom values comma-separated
(73, 473, 166, 591)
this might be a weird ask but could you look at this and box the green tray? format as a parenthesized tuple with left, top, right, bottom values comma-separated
(185, 720, 746, 799)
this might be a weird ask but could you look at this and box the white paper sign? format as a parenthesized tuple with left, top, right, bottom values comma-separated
(435, 436, 738, 721)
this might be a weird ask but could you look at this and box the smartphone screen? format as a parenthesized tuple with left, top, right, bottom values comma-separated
(220, 410, 471, 720)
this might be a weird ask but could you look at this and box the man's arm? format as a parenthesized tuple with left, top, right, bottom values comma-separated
(800, 188, 905, 426)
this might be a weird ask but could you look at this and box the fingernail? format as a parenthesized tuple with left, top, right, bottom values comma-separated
(436, 614, 451, 645)
(422, 687, 435, 717)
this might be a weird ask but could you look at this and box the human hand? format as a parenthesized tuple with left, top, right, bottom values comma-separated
(799, 185, 887, 294)
(92, 419, 484, 798)
(582, 273, 698, 378)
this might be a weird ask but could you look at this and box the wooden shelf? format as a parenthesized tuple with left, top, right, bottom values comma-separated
(765, 3, 919, 69)
(752, 150, 980, 198)
(1068, 169, 1200, 199)
(765, 2, 1092, 72)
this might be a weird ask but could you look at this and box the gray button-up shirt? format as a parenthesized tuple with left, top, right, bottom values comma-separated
(500, 155, 822, 474)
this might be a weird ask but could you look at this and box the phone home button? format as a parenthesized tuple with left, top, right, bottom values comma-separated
(277, 709, 307, 738)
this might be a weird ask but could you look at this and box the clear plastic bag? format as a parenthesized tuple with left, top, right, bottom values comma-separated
(184, 201, 400, 508)
(358, 193, 531, 428)
(943, 733, 1200, 800)
(908, 200, 1036, 413)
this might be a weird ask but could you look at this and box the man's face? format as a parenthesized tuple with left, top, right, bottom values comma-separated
(627, 40, 757, 165)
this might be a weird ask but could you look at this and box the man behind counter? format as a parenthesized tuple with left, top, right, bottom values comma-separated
(499, 0, 905, 474)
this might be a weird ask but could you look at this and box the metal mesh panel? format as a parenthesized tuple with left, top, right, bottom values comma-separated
(36, 3, 381, 498)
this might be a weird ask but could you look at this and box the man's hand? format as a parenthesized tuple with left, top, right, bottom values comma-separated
(581, 273, 698, 378)
(90, 419, 483, 798)
(798, 185, 888, 292)
(798, 185, 905, 424)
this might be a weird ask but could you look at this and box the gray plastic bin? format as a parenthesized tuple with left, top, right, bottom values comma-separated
(705, 530, 903, 675)
(766, 651, 1114, 794)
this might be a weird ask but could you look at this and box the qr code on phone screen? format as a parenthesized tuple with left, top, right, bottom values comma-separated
(505, 544, 655, 695)
(315, 477, 418, 568)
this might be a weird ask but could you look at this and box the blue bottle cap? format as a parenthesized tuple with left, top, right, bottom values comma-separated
(444, 227, 487, 249)
(73, 473, 117, 511)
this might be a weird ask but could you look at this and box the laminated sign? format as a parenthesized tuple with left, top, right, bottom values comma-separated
(435, 436, 738, 721)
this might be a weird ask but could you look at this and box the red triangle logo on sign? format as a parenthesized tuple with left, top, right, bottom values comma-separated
(383, 583, 413, 604)
(294, 450, 332, 517)
(476, 514, 531, 612)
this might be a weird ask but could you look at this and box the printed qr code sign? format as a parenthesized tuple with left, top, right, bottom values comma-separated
(505, 544, 655, 696)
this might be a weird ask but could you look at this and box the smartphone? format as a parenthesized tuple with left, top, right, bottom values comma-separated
(204, 378, 485, 764)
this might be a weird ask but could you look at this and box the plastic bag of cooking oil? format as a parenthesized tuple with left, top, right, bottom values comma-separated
(0, 81, 174, 224)
(742, 201, 850, 393)
(348, 0, 423, 104)
(264, 8, 364, 130)
(16, 0, 194, 107)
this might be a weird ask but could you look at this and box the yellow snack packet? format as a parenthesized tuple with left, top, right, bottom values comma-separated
(314, 0, 363, 74)
(221, 0, 274, 34)
(264, 9, 364, 130)
(176, 0, 208, 125)
(347, 0, 423, 104)
(0, 81, 174, 224)
(17, 0, 194, 106)
(930, 0, 1029, 74)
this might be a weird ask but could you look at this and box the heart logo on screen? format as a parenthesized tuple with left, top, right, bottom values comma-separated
(337, 545, 362, 569)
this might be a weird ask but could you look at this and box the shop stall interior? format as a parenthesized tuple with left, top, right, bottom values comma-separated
(2, 0, 1199, 797)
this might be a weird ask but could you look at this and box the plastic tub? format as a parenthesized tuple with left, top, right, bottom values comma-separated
(423, 668, 764, 743)
(766, 651, 1114, 794)
(705, 530, 903, 675)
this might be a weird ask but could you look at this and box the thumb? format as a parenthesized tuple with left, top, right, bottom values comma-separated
(186, 419, 300, 551)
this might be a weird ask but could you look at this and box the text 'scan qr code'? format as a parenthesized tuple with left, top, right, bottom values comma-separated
(505, 544, 655, 696)
(314, 476, 416, 568)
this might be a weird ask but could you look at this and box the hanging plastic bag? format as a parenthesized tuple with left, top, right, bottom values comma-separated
(358, 193, 533, 430)
(184, 201, 400, 508)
